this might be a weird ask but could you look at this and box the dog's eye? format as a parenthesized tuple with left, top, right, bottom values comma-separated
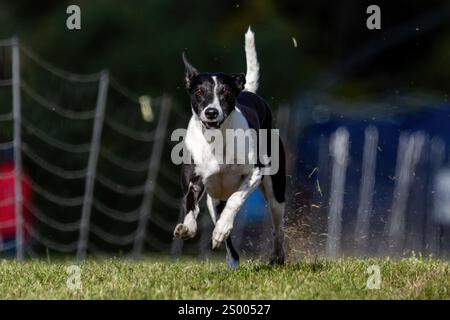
(194, 88, 203, 98)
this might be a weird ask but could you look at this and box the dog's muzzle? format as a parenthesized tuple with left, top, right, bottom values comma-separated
(201, 107, 223, 129)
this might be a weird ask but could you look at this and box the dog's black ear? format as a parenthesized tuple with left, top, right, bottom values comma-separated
(231, 73, 246, 92)
(182, 52, 199, 90)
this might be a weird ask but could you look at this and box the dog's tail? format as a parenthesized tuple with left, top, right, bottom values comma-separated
(244, 26, 259, 93)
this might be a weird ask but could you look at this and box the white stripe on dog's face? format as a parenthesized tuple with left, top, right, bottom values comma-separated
(187, 72, 241, 129)
(200, 76, 224, 124)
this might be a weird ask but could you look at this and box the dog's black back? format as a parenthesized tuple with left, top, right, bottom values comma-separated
(236, 91, 286, 203)
(236, 91, 271, 131)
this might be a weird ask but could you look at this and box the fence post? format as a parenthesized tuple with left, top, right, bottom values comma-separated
(77, 70, 109, 261)
(385, 131, 425, 255)
(132, 95, 172, 258)
(326, 127, 349, 260)
(11, 37, 24, 261)
(354, 126, 378, 255)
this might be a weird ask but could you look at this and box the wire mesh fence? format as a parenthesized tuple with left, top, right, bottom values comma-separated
(0, 37, 183, 260)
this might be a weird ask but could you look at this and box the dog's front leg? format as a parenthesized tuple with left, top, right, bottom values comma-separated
(174, 173, 204, 240)
(212, 168, 262, 249)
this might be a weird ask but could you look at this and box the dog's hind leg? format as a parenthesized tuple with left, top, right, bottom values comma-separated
(173, 164, 205, 240)
(225, 237, 240, 269)
(208, 196, 240, 269)
(261, 175, 286, 265)
(206, 194, 219, 225)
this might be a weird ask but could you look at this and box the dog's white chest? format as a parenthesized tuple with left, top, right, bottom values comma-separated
(204, 164, 249, 200)
(185, 110, 256, 200)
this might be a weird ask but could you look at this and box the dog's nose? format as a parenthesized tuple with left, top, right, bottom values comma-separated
(205, 108, 219, 120)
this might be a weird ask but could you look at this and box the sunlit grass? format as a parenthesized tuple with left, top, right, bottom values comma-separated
(0, 257, 448, 299)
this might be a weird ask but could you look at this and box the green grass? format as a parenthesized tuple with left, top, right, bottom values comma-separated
(0, 257, 449, 299)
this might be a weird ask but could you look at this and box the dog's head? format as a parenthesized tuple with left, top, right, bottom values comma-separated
(182, 52, 245, 129)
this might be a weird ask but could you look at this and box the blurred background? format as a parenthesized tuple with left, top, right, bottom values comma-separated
(0, 0, 450, 260)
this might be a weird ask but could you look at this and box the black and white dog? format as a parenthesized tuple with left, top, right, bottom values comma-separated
(173, 28, 286, 268)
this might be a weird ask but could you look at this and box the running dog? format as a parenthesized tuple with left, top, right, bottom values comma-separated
(173, 27, 286, 268)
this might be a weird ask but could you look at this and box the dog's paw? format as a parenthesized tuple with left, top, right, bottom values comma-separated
(173, 223, 195, 240)
(212, 218, 233, 249)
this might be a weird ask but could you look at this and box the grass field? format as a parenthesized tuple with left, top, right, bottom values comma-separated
(0, 257, 449, 299)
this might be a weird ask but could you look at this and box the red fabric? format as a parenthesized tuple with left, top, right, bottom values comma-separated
(0, 162, 32, 239)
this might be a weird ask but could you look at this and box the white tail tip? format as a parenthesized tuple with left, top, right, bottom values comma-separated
(244, 26, 259, 93)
